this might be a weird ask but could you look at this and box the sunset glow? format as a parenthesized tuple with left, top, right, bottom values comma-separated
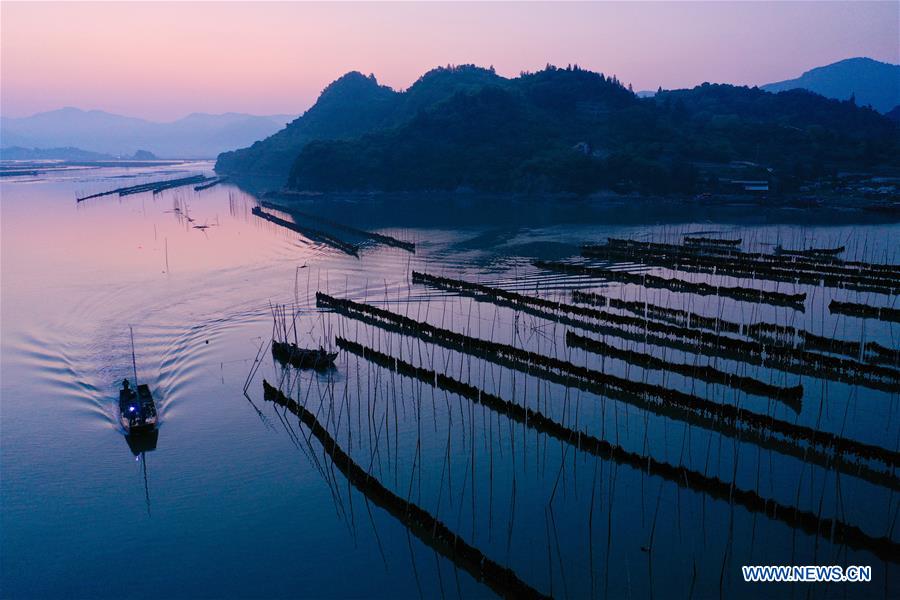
(2, 1, 897, 120)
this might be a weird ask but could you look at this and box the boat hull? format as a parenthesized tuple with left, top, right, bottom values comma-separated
(272, 341, 338, 370)
(125, 428, 159, 455)
(119, 383, 158, 434)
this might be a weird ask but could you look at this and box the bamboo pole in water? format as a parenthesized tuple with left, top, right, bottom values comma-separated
(317, 292, 900, 483)
(262, 379, 549, 599)
(332, 336, 900, 563)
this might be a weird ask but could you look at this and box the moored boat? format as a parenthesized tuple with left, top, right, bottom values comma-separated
(775, 244, 846, 257)
(684, 236, 742, 246)
(272, 340, 338, 370)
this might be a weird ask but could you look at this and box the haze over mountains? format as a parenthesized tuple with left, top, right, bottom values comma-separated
(215, 58, 898, 195)
(0, 108, 295, 158)
(762, 57, 899, 114)
(4, 56, 896, 173)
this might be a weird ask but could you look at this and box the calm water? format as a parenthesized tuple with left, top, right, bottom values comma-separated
(1, 162, 898, 598)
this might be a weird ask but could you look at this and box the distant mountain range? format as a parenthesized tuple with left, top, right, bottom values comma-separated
(0, 108, 296, 158)
(0, 146, 114, 161)
(215, 62, 897, 196)
(618, 59, 899, 111)
(6, 56, 896, 193)
(0, 146, 163, 161)
(762, 57, 899, 114)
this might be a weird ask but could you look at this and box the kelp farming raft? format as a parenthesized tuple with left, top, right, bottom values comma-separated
(262, 380, 549, 600)
(76, 174, 213, 202)
(258, 200, 415, 252)
(533, 260, 808, 308)
(334, 337, 900, 565)
(570, 289, 900, 369)
(251, 206, 359, 257)
(830, 300, 900, 324)
(684, 236, 742, 247)
(194, 176, 228, 191)
(564, 330, 803, 409)
(411, 271, 899, 393)
(315, 292, 900, 488)
(411, 272, 803, 405)
(579, 238, 899, 295)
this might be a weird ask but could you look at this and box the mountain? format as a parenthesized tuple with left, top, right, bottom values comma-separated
(216, 66, 508, 182)
(216, 72, 400, 180)
(131, 150, 158, 160)
(885, 105, 900, 123)
(282, 66, 896, 195)
(762, 57, 900, 114)
(0, 146, 114, 161)
(288, 66, 642, 193)
(0, 108, 295, 158)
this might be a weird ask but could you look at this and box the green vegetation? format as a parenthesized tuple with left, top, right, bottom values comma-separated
(216, 66, 505, 180)
(216, 64, 899, 195)
(215, 72, 398, 178)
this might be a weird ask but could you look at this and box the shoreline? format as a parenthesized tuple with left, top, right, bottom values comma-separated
(237, 185, 900, 227)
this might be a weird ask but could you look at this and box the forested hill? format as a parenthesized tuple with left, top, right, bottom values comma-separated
(215, 66, 505, 180)
(216, 64, 899, 195)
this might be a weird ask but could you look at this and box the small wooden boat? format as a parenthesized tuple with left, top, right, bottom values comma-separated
(684, 236, 742, 246)
(118, 328, 158, 434)
(272, 340, 338, 370)
(119, 381, 158, 433)
(775, 245, 845, 257)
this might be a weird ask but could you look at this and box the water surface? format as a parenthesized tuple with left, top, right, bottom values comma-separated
(2, 163, 898, 598)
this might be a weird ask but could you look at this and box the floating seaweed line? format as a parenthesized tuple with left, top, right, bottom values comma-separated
(76, 174, 211, 202)
(194, 176, 228, 191)
(315, 292, 900, 487)
(335, 337, 900, 565)
(830, 300, 900, 324)
(413, 271, 801, 405)
(586, 239, 900, 288)
(258, 200, 415, 252)
(604, 237, 900, 278)
(572, 290, 900, 368)
(582, 244, 896, 296)
(262, 380, 548, 599)
(534, 260, 807, 308)
(251, 206, 359, 257)
(572, 290, 741, 334)
(565, 330, 803, 410)
(684, 236, 742, 247)
(413, 271, 899, 392)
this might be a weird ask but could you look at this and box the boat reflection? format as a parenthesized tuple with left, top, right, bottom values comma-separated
(125, 431, 157, 518)
(125, 428, 159, 456)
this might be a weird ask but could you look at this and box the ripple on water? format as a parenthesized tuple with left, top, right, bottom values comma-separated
(9, 330, 114, 425)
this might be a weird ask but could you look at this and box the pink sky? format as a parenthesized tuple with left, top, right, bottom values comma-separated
(2, 1, 897, 121)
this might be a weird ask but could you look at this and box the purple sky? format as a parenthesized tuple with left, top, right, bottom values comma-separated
(2, 1, 898, 121)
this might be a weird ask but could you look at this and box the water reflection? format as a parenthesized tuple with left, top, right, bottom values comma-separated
(125, 429, 159, 456)
(1, 162, 899, 598)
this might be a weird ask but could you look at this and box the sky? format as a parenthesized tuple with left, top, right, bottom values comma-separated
(2, 1, 898, 121)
